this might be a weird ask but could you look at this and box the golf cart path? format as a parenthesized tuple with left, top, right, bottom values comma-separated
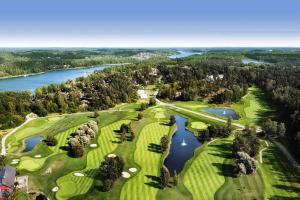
(259, 141, 269, 163)
(1, 114, 36, 155)
(273, 141, 300, 172)
(156, 99, 245, 129)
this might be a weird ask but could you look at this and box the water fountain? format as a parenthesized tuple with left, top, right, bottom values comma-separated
(181, 139, 187, 146)
(223, 110, 226, 115)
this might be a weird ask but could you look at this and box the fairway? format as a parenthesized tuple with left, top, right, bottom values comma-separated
(232, 87, 273, 126)
(183, 138, 232, 200)
(56, 120, 130, 199)
(120, 122, 170, 200)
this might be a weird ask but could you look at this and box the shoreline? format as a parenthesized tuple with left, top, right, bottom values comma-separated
(0, 62, 131, 80)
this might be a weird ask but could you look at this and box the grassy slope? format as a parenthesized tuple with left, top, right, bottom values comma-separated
(120, 122, 170, 200)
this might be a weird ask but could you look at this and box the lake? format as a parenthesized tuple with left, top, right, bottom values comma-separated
(0, 65, 108, 92)
(23, 136, 44, 152)
(168, 51, 202, 59)
(203, 108, 240, 120)
(164, 115, 202, 175)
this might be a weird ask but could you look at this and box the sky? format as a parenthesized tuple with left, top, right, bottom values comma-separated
(0, 0, 300, 47)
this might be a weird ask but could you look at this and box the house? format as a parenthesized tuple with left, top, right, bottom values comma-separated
(0, 166, 16, 200)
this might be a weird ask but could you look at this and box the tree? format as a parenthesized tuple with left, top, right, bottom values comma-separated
(140, 103, 147, 111)
(234, 151, 257, 177)
(120, 123, 128, 134)
(296, 132, 300, 145)
(160, 165, 170, 188)
(262, 119, 278, 138)
(233, 133, 260, 157)
(93, 111, 99, 118)
(161, 135, 169, 152)
(44, 135, 57, 146)
(72, 143, 84, 157)
(120, 132, 126, 143)
(102, 179, 114, 192)
(130, 130, 135, 141)
(226, 117, 232, 133)
(149, 97, 156, 106)
(99, 156, 124, 184)
(278, 123, 286, 138)
(36, 193, 48, 200)
(169, 115, 176, 126)
(173, 170, 178, 186)
(0, 156, 6, 169)
(137, 112, 144, 120)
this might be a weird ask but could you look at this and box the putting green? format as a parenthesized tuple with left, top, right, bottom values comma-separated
(191, 121, 208, 130)
(57, 181, 77, 197)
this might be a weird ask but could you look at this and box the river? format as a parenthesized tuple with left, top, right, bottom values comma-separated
(0, 65, 108, 92)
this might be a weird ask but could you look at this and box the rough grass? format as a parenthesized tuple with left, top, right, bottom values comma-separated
(215, 160, 265, 200)
(260, 145, 300, 199)
(120, 122, 170, 200)
(56, 120, 130, 200)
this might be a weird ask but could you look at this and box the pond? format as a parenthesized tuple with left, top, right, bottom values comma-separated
(168, 51, 202, 59)
(23, 136, 44, 152)
(164, 115, 202, 176)
(0, 65, 108, 92)
(203, 108, 240, 120)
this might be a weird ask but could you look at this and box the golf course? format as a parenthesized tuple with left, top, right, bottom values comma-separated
(2, 88, 300, 200)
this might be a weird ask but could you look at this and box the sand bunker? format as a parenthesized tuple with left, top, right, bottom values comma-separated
(90, 144, 97, 148)
(73, 172, 84, 177)
(11, 159, 20, 165)
(129, 168, 137, 173)
(107, 154, 116, 158)
(122, 171, 131, 178)
(52, 186, 59, 192)
(34, 154, 42, 158)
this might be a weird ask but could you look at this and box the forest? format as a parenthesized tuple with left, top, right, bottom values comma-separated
(0, 49, 300, 161)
